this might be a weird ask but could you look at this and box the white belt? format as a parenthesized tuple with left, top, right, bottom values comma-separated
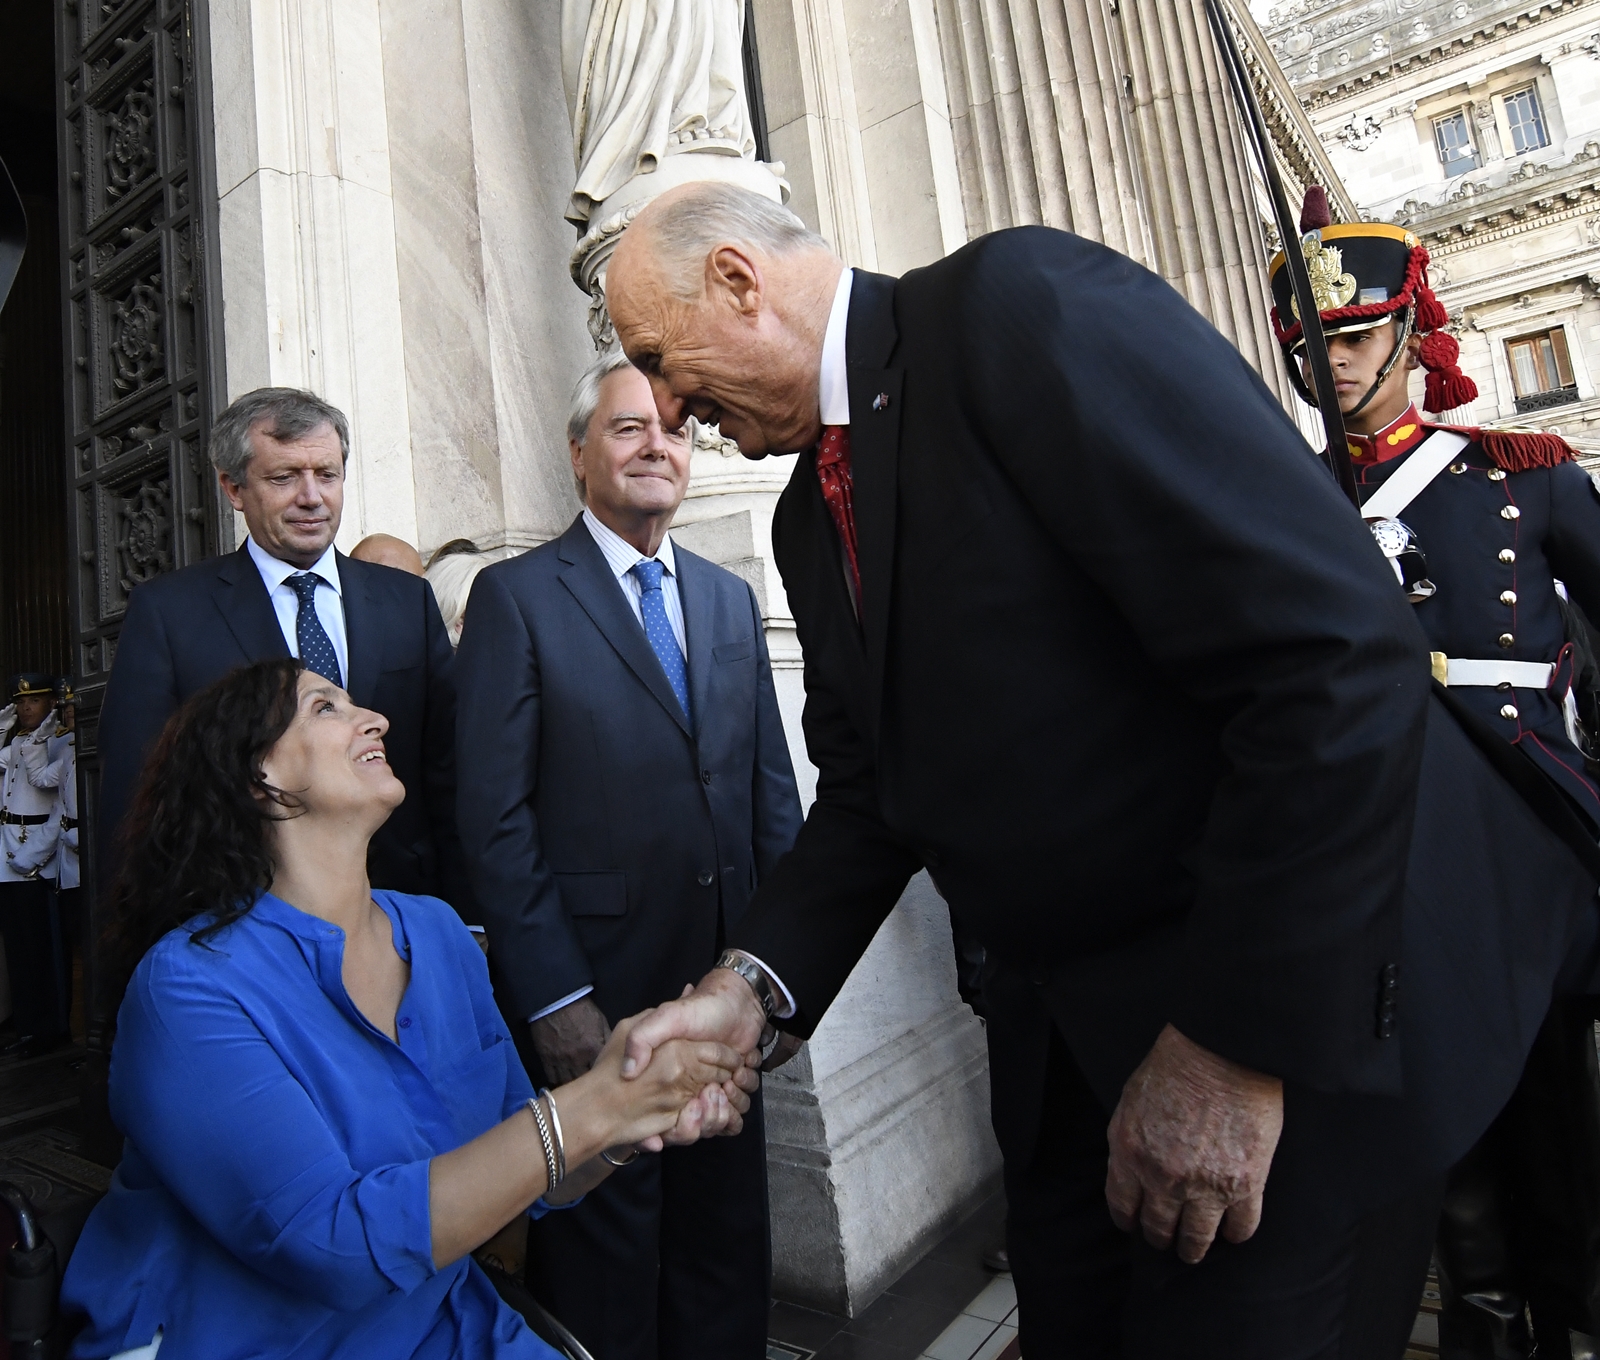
(1430, 654, 1554, 689)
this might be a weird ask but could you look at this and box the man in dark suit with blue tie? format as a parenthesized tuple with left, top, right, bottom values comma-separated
(98, 388, 469, 915)
(454, 349, 803, 1360)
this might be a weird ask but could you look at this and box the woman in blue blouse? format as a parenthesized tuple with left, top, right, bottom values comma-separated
(63, 659, 755, 1359)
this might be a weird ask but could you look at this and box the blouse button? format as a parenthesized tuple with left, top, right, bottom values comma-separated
(399, 1017, 412, 1029)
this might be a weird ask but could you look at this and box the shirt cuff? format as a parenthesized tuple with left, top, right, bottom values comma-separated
(527, 985, 595, 1024)
(725, 949, 797, 1020)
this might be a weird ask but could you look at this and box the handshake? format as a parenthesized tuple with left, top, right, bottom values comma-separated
(531, 966, 798, 1155)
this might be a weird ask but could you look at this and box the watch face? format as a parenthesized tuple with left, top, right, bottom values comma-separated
(1368, 517, 1411, 558)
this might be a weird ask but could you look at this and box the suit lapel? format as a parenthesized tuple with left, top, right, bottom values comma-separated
(677, 549, 714, 738)
(339, 553, 379, 707)
(845, 270, 903, 733)
(211, 546, 291, 664)
(557, 520, 693, 740)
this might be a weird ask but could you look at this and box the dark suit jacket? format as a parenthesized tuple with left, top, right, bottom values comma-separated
(98, 545, 472, 916)
(729, 228, 1597, 1178)
(453, 518, 803, 1023)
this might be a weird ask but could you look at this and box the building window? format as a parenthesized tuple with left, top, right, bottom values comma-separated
(1503, 86, 1549, 154)
(1434, 110, 1480, 175)
(1507, 326, 1578, 413)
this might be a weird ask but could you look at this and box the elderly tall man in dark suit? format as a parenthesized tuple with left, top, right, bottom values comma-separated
(454, 348, 802, 1360)
(99, 388, 470, 915)
(603, 185, 1600, 1358)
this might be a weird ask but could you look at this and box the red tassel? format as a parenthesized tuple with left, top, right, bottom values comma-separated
(1424, 368, 1478, 413)
(1415, 284, 1448, 333)
(1299, 186, 1332, 233)
(1417, 331, 1459, 369)
(1478, 430, 1574, 471)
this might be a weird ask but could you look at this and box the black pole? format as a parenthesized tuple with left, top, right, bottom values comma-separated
(1201, 0, 1360, 509)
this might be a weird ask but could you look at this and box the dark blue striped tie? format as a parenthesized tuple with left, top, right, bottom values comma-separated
(631, 560, 690, 723)
(288, 572, 342, 684)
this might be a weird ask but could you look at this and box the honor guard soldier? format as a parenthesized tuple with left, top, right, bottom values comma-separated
(22, 683, 79, 1035)
(0, 674, 66, 1060)
(1271, 187, 1600, 1360)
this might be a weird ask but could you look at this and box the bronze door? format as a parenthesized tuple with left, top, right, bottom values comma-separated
(55, 0, 224, 1036)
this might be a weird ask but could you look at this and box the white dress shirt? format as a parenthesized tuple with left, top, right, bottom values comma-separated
(247, 537, 349, 688)
(581, 507, 688, 657)
(819, 266, 854, 428)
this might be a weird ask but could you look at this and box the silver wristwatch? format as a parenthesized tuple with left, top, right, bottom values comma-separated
(716, 949, 779, 1020)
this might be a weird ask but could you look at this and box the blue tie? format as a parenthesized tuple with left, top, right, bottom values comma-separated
(631, 559, 690, 723)
(288, 572, 342, 684)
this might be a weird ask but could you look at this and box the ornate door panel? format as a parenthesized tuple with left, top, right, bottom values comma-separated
(55, 0, 223, 1031)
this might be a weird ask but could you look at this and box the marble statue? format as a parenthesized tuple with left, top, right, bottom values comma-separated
(562, 0, 756, 229)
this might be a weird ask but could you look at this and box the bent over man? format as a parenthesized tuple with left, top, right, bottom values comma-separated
(603, 184, 1600, 1359)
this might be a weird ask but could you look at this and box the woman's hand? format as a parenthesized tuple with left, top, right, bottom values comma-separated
(558, 1016, 743, 1154)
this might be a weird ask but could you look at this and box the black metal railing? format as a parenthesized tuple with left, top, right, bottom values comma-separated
(1515, 386, 1581, 414)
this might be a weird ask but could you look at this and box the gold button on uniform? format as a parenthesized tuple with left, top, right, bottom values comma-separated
(1501, 704, 1519, 720)
(1499, 549, 1516, 563)
(1501, 506, 1520, 520)
(1499, 633, 1515, 648)
(1450, 462, 1469, 474)
(1500, 591, 1517, 605)
(1487, 469, 1507, 481)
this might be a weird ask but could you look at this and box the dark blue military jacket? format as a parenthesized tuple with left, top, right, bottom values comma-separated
(1353, 404, 1600, 826)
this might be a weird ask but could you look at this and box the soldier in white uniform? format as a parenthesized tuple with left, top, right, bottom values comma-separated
(22, 683, 78, 1037)
(0, 674, 65, 1059)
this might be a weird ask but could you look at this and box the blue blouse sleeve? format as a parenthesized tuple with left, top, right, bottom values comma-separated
(110, 951, 438, 1313)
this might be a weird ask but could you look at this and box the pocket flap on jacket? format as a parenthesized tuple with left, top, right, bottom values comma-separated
(556, 871, 628, 917)
(713, 638, 755, 664)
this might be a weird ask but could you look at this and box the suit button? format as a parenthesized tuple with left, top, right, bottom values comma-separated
(1500, 590, 1517, 605)
(1499, 633, 1515, 649)
(698, 871, 714, 887)
(1499, 549, 1516, 563)
(1500, 505, 1520, 520)
(701, 770, 712, 785)
(1500, 704, 1519, 720)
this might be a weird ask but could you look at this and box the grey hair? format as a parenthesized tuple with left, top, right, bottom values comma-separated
(209, 387, 351, 483)
(424, 546, 488, 650)
(566, 348, 639, 446)
(643, 184, 830, 301)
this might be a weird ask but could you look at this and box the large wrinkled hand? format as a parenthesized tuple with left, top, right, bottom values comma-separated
(1104, 1024, 1283, 1265)
(0, 705, 16, 732)
(621, 969, 767, 1081)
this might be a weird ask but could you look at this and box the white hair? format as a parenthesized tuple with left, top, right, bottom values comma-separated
(426, 550, 491, 650)
(643, 184, 830, 301)
(567, 348, 638, 446)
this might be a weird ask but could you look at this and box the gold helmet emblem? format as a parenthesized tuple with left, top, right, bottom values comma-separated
(1289, 233, 1358, 319)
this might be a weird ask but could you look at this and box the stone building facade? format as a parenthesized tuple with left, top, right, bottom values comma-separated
(1258, 0, 1600, 450)
(2, 0, 1338, 1317)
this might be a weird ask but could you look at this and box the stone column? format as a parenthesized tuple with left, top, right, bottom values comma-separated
(208, 0, 420, 549)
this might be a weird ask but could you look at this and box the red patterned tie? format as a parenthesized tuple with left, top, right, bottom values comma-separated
(815, 424, 860, 605)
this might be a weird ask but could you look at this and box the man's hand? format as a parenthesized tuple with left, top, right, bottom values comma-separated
(621, 968, 767, 1080)
(530, 996, 612, 1086)
(1104, 1024, 1283, 1266)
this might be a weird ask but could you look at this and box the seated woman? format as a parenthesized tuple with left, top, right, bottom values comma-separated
(63, 658, 755, 1359)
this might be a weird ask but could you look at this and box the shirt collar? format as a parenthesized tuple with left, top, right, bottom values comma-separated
(818, 266, 854, 428)
(1347, 404, 1427, 466)
(581, 506, 677, 582)
(247, 536, 343, 597)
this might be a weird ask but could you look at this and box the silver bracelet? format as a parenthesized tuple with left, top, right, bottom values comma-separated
(601, 1146, 641, 1167)
(539, 1088, 568, 1185)
(527, 1096, 562, 1192)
